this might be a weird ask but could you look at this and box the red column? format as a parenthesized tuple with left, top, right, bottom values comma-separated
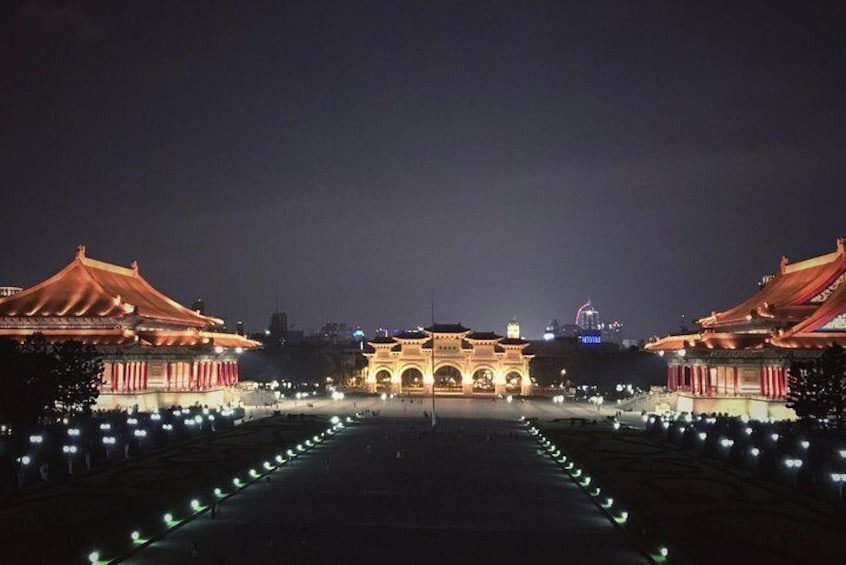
(143, 362, 148, 390)
(760, 367, 766, 397)
(767, 367, 775, 398)
(232, 362, 239, 385)
(776, 367, 785, 398)
(769, 367, 776, 398)
(732, 367, 739, 395)
(782, 368, 787, 398)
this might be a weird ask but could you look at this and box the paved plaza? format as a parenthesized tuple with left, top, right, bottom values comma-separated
(260, 394, 639, 425)
(128, 415, 647, 564)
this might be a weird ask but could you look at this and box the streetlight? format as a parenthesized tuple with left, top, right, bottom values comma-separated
(102, 436, 116, 459)
(784, 458, 803, 488)
(62, 445, 78, 474)
(831, 473, 846, 502)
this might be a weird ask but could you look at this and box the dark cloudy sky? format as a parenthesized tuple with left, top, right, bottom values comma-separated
(1, 1, 845, 339)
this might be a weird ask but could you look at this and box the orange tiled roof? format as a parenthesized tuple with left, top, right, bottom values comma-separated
(138, 329, 260, 348)
(646, 332, 770, 352)
(0, 246, 223, 328)
(699, 239, 846, 329)
(770, 270, 846, 347)
(0, 328, 138, 345)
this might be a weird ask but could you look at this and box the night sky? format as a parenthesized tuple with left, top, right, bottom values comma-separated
(2, 1, 845, 340)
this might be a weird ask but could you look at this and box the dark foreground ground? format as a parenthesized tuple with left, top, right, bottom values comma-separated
(0, 416, 326, 563)
(541, 422, 846, 565)
(128, 417, 647, 565)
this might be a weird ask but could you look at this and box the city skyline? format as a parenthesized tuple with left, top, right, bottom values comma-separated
(2, 2, 844, 341)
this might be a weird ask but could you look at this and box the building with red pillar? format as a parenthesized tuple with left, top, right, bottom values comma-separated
(646, 238, 846, 419)
(0, 246, 259, 410)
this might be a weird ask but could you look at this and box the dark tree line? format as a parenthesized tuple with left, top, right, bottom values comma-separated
(787, 344, 846, 430)
(0, 335, 103, 433)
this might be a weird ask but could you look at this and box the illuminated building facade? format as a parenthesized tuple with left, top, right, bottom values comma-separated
(506, 318, 520, 339)
(647, 239, 846, 419)
(575, 299, 600, 330)
(363, 323, 533, 396)
(0, 246, 259, 410)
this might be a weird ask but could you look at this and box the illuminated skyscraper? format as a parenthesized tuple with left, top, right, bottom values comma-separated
(506, 318, 520, 339)
(575, 299, 600, 330)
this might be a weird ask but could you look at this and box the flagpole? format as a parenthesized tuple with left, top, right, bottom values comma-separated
(431, 287, 436, 427)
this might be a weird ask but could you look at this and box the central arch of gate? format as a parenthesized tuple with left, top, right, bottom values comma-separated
(363, 323, 533, 396)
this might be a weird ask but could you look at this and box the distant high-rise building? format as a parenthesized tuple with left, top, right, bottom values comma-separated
(575, 300, 600, 330)
(600, 320, 624, 345)
(269, 310, 288, 337)
(313, 322, 356, 344)
(543, 319, 562, 341)
(506, 318, 520, 339)
(191, 298, 206, 315)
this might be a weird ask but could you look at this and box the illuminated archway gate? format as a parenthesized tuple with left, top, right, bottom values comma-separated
(363, 324, 533, 396)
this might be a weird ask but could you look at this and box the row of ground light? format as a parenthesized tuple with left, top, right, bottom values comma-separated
(11, 406, 243, 488)
(86, 414, 360, 565)
(643, 414, 846, 502)
(524, 417, 671, 565)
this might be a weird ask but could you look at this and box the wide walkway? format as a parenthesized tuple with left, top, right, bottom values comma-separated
(256, 395, 643, 426)
(128, 417, 647, 564)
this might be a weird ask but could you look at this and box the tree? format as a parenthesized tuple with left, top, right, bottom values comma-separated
(786, 344, 846, 430)
(0, 335, 103, 431)
(51, 340, 104, 418)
